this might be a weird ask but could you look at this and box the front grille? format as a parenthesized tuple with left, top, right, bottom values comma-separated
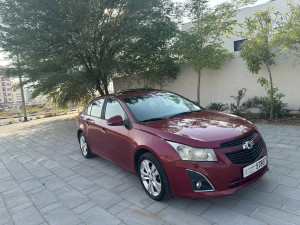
(225, 139, 264, 164)
(220, 131, 258, 148)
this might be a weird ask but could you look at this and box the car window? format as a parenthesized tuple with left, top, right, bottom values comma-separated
(105, 98, 126, 120)
(90, 99, 104, 118)
(85, 104, 92, 116)
(123, 92, 201, 122)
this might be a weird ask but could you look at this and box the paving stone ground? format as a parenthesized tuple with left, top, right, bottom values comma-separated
(0, 114, 300, 225)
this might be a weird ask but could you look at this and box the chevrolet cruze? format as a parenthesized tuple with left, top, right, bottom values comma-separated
(76, 89, 268, 201)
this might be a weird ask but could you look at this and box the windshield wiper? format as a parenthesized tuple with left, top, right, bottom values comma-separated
(139, 109, 202, 123)
(168, 111, 193, 119)
(168, 109, 201, 119)
(139, 117, 167, 123)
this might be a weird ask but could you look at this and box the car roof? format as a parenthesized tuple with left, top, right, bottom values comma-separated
(88, 89, 170, 105)
(105, 89, 165, 99)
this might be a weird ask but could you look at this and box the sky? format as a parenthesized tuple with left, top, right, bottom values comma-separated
(0, 0, 269, 67)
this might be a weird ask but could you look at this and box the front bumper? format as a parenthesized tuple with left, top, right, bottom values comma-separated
(164, 141, 268, 198)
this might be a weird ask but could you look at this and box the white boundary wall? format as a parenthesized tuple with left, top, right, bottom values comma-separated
(113, 0, 300, 111)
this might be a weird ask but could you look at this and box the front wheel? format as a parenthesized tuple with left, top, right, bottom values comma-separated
(138, 152, 172, 201)
(79, 132, 93, 158)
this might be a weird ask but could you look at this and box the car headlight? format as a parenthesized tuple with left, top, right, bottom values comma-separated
(166, 141, 217, 162)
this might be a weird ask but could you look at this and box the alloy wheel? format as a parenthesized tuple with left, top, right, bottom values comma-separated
(140, 159, 162, 196)
(80, 135, 88, 156)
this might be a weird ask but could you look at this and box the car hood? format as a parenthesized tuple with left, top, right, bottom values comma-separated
(140, 110, 255, 148)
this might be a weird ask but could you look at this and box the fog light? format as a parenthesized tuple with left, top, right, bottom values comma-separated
(187, 170, 214, 192)
(196, 181, 202, 189)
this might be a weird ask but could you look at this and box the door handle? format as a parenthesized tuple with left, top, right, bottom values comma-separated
(86, 119, 95, 125)
(100, 128, 106, 134)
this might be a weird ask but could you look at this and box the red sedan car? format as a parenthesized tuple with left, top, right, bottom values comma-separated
(76, 89, 268, 201)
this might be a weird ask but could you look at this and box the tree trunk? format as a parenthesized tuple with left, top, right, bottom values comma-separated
(197, 69, 201, 105)
(266, 62, 274, 119)
(95, 78, 105, 96)
(104, 82, 109, 95)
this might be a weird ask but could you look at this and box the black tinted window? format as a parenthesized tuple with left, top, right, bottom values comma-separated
(90, 99, 104, 118)
(234, 39, 246, 51)
(105, 98, 126, 120)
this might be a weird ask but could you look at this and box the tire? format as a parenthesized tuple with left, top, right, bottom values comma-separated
(78, 132, 93, 158)
(138, 152, 172, 201)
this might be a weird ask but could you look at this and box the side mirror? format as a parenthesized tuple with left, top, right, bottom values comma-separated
(107, 115, 124, 126)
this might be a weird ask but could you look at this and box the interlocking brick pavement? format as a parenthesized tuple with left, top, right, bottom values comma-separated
(0, 114, 300, 225)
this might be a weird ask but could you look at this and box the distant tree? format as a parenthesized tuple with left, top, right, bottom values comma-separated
(0, 0, 179, 106)
(175, 0, 246, 104)
(239, 8, 285, 119)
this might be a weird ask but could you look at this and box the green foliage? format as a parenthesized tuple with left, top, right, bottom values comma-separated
(0, 0, 179, 106)
(260, 99, 290, 119)
(229, 88, 247, 115)
(139, 55, 180, 87)
(207, 102, 229, 111)
(257, 77, 289, 119)
(43, 73, 97, 108)
(239, 8, 280, 74)
(240, 94, 289, 119)
(239, 8, 286, 119)
(176, 0, 243, 103)
(243, 96, 267, 109)
(240, 39, 276, 74)
(277, 3, 300, 54)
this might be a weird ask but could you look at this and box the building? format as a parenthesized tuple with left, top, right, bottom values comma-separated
(113, 0, 300, 111)
(0, 67, 47, 107)
(12, 84, 47, 106)
(11, 86, 27, 105)
(0, 67, 14, 107)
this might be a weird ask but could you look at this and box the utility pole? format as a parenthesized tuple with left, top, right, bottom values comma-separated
(17, 54, 28, 122)
(19, 75, 28, 122)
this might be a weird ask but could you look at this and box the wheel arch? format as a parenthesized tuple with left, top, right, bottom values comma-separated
(134, 148, 150, 174)
(77, 129, 84, 141)
(133, 147, 166, 174)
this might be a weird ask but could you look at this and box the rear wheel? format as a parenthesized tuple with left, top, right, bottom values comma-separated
(138, 152, 172, 201)
(79, 132, 93, 158)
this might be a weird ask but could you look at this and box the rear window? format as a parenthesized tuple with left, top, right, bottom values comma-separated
(90, 99, 104, 118)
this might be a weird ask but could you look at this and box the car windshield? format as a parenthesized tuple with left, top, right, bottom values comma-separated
(123, 92, 201, 123)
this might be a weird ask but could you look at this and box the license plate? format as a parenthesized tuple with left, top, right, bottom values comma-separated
(243, 156, 267, 178)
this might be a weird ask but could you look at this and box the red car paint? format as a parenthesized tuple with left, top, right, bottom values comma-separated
(76, 90, 268, 198)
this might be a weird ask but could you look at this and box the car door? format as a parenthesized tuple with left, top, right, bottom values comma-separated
(100, 97, 135, 170)
(85, 98, 106, 155)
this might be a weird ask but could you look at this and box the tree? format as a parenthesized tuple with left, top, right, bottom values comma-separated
(239, 8, 284, 119)
(278, 3, 300, 55)
(176, 0, 239, 104)
(0, 0, 179, 106)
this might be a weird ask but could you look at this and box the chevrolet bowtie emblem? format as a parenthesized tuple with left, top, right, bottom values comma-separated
(243, 140, 254, 150)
